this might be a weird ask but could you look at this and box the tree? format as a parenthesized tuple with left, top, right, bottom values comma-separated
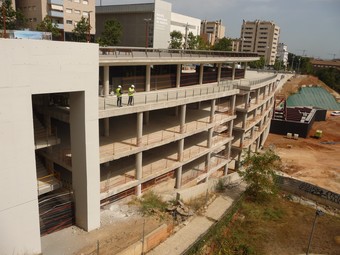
(0, 0, 27, 31)
(212, 37, 232, 51)
(72, 16, 90, 42)
(97, 19, 122, 46)
(238, 149, 281, 201)
(36, 16, 61, 40)
(273, 58, 284, 71)
(196, 36, 210, 50)
(186, 32, 198, 49)
(248, 56, 265, 69)
(169, 30, 183, 49)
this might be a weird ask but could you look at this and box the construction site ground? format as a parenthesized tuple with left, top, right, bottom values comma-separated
(41, 74, 340, 255)
(266, 74, 340, 194)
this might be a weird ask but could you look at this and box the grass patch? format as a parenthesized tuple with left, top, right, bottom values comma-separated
(138, 191, 167, 216)
(185, 193, 340, 255)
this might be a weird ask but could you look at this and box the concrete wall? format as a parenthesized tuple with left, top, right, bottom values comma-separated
(171, 12, 201, 37)
(153, 0, 172, 48)
(0, 39, 100, 254)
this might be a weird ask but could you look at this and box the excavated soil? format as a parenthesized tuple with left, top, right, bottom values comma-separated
(265, 75, 340, 194)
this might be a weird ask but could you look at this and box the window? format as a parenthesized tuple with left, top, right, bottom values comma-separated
(66, 8, 72, 14)
(83, 11, 89, 18)
(74, 0, 80, 3)
(83, 0, 88, 4)
(74, 9, 81, 14)
(66, 20, 73, 25)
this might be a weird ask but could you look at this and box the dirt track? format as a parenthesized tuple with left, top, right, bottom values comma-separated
(265, 75, 340, 194)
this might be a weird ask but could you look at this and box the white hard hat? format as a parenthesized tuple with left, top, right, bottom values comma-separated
(118, 85, 122, 88)
(131, 85, 135, 88)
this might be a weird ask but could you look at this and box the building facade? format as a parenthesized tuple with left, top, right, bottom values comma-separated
(95, 0, 200, 49)
(15, 0, 95, 40)
(240, 20, 280, 65)
(200, 19, 225, 46)
(277, 42, 288, 68)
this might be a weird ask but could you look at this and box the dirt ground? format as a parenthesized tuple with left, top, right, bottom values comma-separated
(265, 75, 340, 194)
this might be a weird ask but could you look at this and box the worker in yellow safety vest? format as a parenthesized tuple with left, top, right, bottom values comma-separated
(127, 84, 135, 106)
(116, 85, 123, 107)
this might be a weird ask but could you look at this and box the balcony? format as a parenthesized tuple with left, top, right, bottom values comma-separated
(55, 23, 64, 30)
(48, 0, 64, 5)
(48, 10, 64, 18)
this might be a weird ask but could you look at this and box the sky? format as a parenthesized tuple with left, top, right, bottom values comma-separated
(97, 0, 340, 59)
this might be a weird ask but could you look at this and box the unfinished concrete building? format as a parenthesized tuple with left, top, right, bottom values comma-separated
(0, 39, 283, 254)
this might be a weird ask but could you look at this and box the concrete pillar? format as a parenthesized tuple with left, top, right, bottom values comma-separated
(236, 153, 242, 170)
(199, 64, 204, 84)
(197, 102, 201, 110)
(180, 104, 186, 133)
(223, 163, 229, 176)
(137, 112, 143, 146)
(69, 91, 100, 231)
(243, 62, 248, 77)
(242, 113, 247, 129)
(250, 127, 254, 139)
(136, 152, 143, 196)
(175, 137, 184, 189)
(176, 64, 181, 88)
(178, 139, 184, 161)
(208, 128, 213, 148)
(232, 62, 236, 80)
(255, 137, 260, 152)
(229, 119, 234, 137)
(104, 118, 109, 137)
(145, 65, 151, 92)
(144, 65, 151, 125)
(103, 66, 110, 96)
(240, 133, 245, 147)
(217, 63, 222, 85)
(231, 95, 236, 114)
(175, 166, 183, 189)
(210, 99, 216, 123)
(256, 89, 260, 104)
(205, 152, 211, 174)
(246, 93, 250, 110)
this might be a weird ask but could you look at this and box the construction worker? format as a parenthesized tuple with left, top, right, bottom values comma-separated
(127, 84, 135, 106)
(116, 85, 123, 107)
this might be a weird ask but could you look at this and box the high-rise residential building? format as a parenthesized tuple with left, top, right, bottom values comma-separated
(277, 43, 288, 68)
(231, 38, 242, 52)
(15, 0, 95, 41)
(240, 20, 280, 65)
(200, 20, 225, 46)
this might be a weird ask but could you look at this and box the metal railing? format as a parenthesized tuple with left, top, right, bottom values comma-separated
(99, 46, 259, 59)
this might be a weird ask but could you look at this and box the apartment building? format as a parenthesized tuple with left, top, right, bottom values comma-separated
(0, 37, 288, 254)
(200, 19, 226, 46)
(15, 0, 95, 40)
(277, 42, 289, 68)
(240, 20, 280, 65)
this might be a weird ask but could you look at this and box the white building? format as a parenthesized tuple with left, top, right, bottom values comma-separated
(277, 43, 288, 68)
(96, 0, 200, 48)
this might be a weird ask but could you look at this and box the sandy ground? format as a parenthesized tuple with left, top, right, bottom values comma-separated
(265, 75, 340, 194)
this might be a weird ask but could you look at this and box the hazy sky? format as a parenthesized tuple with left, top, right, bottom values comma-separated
(97, 0, 340, 59)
